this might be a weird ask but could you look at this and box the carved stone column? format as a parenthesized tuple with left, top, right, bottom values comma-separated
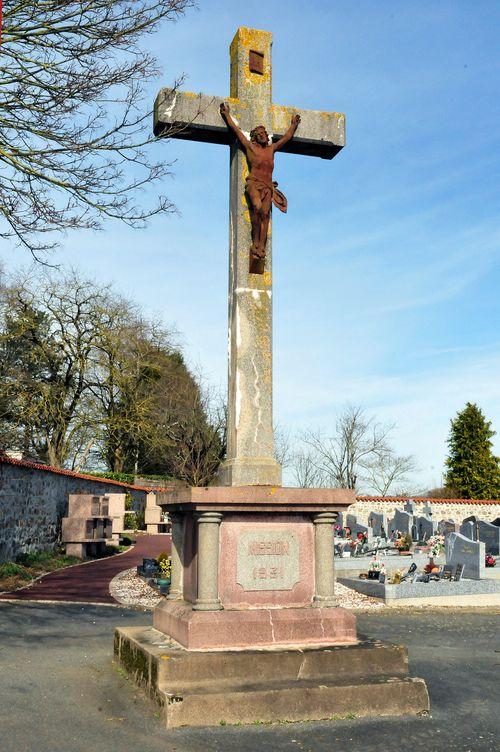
(312, 512, 337, 607)
(193, 512, 223, 611)
(166, 513, 184, 601)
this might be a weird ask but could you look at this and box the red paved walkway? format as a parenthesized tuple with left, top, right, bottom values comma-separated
(0, 535, 171, 605)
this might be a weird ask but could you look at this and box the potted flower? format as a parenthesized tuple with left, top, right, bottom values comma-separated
(485, 555, 496, 568)
(424, 534, 445, 571)
(156, 553, 171, 594)
(367, 559, 386, 580)
(395, 533, 413, 555)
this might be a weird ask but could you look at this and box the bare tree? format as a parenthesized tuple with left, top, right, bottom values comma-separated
(294, 405, 418, 493)
(301, 406, 393, 489)
(274, 423, 293, 469)
(0, 0, 193, 258)
(360, 452, 417, 496)
(291, 448, 325, 488)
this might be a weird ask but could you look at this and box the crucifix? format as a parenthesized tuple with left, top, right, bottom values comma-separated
(154, 27, 345, 487)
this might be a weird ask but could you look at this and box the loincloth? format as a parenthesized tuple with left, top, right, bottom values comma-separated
(246, 176, 287, 213)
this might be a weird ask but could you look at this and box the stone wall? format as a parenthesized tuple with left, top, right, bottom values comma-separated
(350, 497, 500, 525)
(0, 457, 151, 563)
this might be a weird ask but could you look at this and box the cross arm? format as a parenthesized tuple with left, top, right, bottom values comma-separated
(154, 88, 345, 159)
(154, 89, 233, 145)
(271, 105, 345, 160)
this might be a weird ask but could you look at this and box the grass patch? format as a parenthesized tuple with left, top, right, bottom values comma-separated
(0, 550, 80, 592)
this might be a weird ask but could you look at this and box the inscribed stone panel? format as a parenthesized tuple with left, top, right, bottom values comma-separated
(236, 529, 299, 591)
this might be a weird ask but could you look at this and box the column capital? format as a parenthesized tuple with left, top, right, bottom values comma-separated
(312, 511, 338, 525)
(195, 511, 223, 525)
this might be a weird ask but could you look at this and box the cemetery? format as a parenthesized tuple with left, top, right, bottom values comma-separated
(335, 504, 500, 606)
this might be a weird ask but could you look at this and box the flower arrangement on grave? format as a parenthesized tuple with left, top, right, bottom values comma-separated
(357, 532, 367, 543)
(485, 555, 496, 568)
(368, 559, 385, 572)
(425, 534, 445, 558)
(157, 553, 171, 580)
(334, 524, 343, 535)
(395, 533, 412, 552)
(389, 569, 404, 585)
(367, 558, 386, 580)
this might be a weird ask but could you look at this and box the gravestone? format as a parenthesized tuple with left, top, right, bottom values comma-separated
(460, 520, 475, 540)
(393, 509, 413, 535)
(477, 520, 500, 555)
(458, 517, 500, 555)
(422, 502, 433, 518)
(368, 512, 388, 538)
(346, 513, 357, 531)
(445, 532, 485, 580)
(404, 500, 416, 515)
(439, 519, 459, 535)
(417, 516, 438, 542)
(114, 25, 429, 728)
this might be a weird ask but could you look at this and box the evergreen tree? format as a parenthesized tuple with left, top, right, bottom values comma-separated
(444, 403, 500, 499)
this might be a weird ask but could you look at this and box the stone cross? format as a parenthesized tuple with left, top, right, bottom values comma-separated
(154, 27, 345, 486)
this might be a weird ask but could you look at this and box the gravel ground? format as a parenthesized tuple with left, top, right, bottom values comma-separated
(109, 570, 385, 610)
(109, 568, 163, 608)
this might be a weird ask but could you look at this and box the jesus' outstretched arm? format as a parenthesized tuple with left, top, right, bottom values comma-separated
(273, 114, 301, 152)
(220, 102, 252, 150)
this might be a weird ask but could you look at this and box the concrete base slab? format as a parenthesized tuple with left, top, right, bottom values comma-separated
(340, 576, 500, 606)
(114, 626, 430, 728)
(153, 600, 357, 650)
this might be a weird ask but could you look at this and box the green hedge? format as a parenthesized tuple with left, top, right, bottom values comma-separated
(88, 471, 135, 484)
(87, 471, 175, 485)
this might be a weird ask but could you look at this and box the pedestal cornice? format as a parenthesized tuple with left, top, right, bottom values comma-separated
(156, 486, 355, 513)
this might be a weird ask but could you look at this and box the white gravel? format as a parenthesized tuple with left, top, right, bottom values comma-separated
(110, 568, 383, 611)
(334, 581, 384, 610)
(109, 568, 162, 608)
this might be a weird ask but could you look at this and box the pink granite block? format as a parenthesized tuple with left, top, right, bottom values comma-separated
(153, 601, 357, 651)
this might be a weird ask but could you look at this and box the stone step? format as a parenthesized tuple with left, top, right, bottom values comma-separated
(115, 627, 410, 691)
(158, 675, 429, 728)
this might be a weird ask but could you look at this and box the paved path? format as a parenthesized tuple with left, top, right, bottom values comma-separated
(0, 606, 498, 752)
(0, 534, 171, 604)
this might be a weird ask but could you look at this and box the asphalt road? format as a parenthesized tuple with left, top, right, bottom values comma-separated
(0, 603, 498, 752)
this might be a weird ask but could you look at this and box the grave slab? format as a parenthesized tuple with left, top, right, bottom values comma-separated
(340, 576, 500, 606)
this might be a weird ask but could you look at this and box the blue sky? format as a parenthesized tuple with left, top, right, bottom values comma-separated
(4, 1, 500, 489)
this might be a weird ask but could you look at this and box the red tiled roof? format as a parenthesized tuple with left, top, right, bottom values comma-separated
(355, 495, 500, 505)
(0, 452, 169, 493)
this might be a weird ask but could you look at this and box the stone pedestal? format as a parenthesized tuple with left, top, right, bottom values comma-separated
(116, 485, 429, 723)
(152, 485, 354, 649)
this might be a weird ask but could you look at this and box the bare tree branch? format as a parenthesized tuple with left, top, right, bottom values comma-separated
(0, 0, 193, 257)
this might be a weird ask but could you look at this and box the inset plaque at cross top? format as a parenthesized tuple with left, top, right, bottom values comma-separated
(237, 529, 300, 591)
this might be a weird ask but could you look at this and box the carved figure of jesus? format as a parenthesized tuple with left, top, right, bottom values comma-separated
(220, 102, 300, 273)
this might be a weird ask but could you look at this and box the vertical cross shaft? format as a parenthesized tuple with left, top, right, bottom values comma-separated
(154, 26, 345, 487)
(218, 28, 281, 486)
